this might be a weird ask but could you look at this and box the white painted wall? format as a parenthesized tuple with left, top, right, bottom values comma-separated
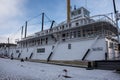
(11, 45, 53, 60)
(51, 38, 106, 61)
(106, 38, 119, 60)
(33, 45, 52, 60)
(86, 39, 106, 60)
(10, 38, 120, 61)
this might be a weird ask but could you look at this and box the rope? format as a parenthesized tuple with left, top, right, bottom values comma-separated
(44, 13, 53, 22)
(27, 13, 42, 22)
(8, 12, 56, 43)
(9, 26, 24, 42)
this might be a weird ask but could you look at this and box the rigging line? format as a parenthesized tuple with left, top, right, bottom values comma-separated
(29, 20, 51, 25)
(44, 20, 53, 23)
(44, 13, 57, 27)
(44, 13, 53, 22)
(27, 13, 42, 22)
(106, 12, 113, 16)
(85, 0, 87, 9)
(106, 12, 114, 20)
(52, 21, 57, 26)
(29, 22, 42, 26)
(9, 26, 23, 39)
(28, 20, 42, 25)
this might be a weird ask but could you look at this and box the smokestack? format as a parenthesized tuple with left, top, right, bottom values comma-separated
(24, 21, 27, 38)
(67, 0, 71, 23)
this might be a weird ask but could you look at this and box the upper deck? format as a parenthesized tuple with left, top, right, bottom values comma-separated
(20, 14, 117, 41)
(17, 7, 118, 44)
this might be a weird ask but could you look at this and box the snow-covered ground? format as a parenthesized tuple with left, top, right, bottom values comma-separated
(0, 58, 120, 80)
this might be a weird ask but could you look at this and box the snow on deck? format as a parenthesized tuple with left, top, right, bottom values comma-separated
(0, 58, 120, 80)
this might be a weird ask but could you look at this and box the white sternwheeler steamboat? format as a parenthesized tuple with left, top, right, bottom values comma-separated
(0, 0, 120, 68)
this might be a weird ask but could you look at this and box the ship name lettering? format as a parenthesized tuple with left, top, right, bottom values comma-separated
(92, 47, 103, 51)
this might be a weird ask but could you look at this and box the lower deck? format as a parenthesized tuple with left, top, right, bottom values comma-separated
(8, 37, 119, 62)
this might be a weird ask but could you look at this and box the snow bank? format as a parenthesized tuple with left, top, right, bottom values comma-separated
(0, 58, 120, 80)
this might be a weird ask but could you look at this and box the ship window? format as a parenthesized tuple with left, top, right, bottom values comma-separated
(37, 48, 45, 53)
(23, 42, 25, 47)
(66, 24, 68, 28)
(56, 27, 59, 31)
(52, 46, 54, 50)
(114, 43, 118, 50)
(69, 23, 71, 27)
(71, 12, 74, 17)
(41, 39, 43, 45)
(76, 22, 79, 26)
(46, 38, 48, 44)
(68, 44, 71, 49)
(81, 20, 83, 24)
(78, 31, 81, 37)
(78, 10, 81, 14)
(62, 34, 66, 37)
(74, 31, 76, 38)
(83, 33, 85, 37)
(66, 33, 69, 37)
(109, 42, 113, 48)
(37, 39, 40, 45)
(70, 32, 73, 38)
(16, 50, 19, 53)
(62, 25, 64, 29)
(60, 26, 62, 29)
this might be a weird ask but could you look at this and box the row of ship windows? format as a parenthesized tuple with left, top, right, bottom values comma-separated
(36, 44, 71, 53)
(16, 41, 118, 54)
(71, 9, 89, 17)
(16, 44, 72, 53)
(20, 38, 48, 47)
(20, 30, 98, 47)
(54, 19, 90, 30)
(20, 29, 114, 47)
(38, 19, 91, 36)
(107, 41, 118, 50)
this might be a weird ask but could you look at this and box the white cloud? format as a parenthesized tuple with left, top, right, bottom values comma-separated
(0, 0, 27, 43)
(0, 36, 8, 43)
(0, 0, 120, 43)
(0, 0, 26, 22)
(0, 32, 21, 43)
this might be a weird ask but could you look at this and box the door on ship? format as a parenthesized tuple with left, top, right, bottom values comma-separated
(106, 41, 115, 60)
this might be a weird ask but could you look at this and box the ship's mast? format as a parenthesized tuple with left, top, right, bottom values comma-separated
(24, 21, 27, 38)
(41, 12, 44, 31)
(67, 0, 71, 23)
(113, 0, 120, 43)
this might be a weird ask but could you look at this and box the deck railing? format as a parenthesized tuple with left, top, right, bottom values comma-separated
(21, 14, 117, 41)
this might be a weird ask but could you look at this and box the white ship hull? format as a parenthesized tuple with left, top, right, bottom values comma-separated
(8, 37, 119, 61)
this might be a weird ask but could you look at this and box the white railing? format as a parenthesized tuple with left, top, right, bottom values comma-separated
(90, 15, 116, 27)
(41, 15, 116, 36)
(19, 14, 117, 41)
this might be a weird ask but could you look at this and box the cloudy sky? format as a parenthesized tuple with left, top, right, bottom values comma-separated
(0, 0, 120, 43)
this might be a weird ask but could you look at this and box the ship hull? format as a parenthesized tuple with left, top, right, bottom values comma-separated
(9, 37, 119, 61)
